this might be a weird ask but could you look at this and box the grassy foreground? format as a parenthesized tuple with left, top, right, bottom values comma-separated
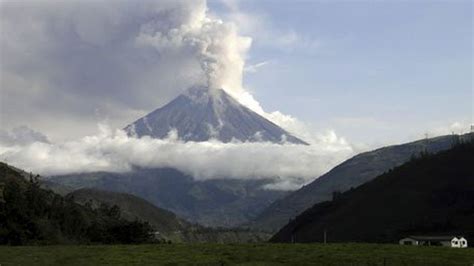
(0, 243, 473, 265)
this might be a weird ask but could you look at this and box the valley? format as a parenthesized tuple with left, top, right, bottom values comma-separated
(49, 168, 288, 228)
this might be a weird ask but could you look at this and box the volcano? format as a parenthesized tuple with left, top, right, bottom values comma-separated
(124, 87, 307, 144)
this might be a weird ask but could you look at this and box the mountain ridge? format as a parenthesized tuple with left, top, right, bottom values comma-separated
(270, 141, 474, 243)
(124, 87, 307, 144)
(68, 188, 190, 234)
(48, 167, 289, 227)
(250, 133, 473, 231)
(0, 162, 155, 244)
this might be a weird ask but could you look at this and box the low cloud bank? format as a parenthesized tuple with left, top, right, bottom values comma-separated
(0, 125, 354, 190)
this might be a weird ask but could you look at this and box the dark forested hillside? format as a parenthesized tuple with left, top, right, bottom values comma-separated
(271, 141, 474, 244)
(253, 133, 472, 231)
(69, 188, 190, 234)
(51, 187, 272, 243)
(0, 163, 154, 245)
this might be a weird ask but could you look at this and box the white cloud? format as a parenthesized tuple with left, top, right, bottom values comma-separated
(426, 121, 472, 138)
(227, 90, 321, 142)
(0, 126, 49, 146)
(244, 61, 270, 73)
(218, 1, 321, 53)
(0, 125, 354, 190)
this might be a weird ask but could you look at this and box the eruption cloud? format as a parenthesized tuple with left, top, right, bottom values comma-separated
(0, 0, 299, 138)
(134, 2, 251, 94)
(0, 0, 356, 189)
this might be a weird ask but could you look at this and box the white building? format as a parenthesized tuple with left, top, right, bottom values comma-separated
(399, 236, 468, 248)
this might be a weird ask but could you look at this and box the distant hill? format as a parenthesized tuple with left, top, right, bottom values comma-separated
(41, 180, 74, 196)
(49, 168, 288, 227)
(251, 133, 472, 231)
(68, 189, 190, 238)
(0, 162, 154, 245)
(271, 141, 474, 243)
(67, 188, 271, 243)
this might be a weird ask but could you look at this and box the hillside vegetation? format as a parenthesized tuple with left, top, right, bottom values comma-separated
(271, 140, 474, 243)
(69, 189, 189, 236)
(252, 133, 472, 231)
(68, 188, 271, 243)
(0, 163, 154, 245)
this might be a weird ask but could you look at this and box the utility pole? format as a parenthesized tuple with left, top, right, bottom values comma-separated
(423, 132, 429, 154)
(470, 125, 474, 142)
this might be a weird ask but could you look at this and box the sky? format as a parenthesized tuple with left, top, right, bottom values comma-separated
(0, 0, 472, 188)
(1, 0, 472, 145)
(211, 0, 473, 146)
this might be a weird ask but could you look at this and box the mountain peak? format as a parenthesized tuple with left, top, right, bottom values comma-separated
(124, 86, 307, 144)
(182, 86, 218, 103)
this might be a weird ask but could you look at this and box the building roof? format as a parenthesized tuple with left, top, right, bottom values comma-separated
(405, 236, 465, 241)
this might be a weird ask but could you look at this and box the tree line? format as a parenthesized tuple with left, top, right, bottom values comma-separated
(0, 163, 155, 245)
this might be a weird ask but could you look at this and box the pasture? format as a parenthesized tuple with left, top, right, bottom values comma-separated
(0, 243, 473, 265)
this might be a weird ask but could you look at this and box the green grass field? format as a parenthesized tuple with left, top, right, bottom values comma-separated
(0, 243, 473, 265)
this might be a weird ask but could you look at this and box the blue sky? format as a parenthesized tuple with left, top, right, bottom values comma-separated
(212, 0, 473, 145)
